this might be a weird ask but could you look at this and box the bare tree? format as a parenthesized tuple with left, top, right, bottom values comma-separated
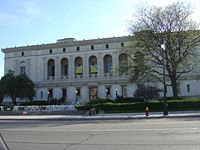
(128, 2, 200, 98)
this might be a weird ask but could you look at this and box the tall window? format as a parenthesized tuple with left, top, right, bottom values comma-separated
(89, 56, 97, 74)
(119, 53, 128, 75)
(106, 87, 111, 99)
(187, 84, 190, 93)
(48, 89, 53, 99)
(20, 61, 26, 74)
(20, 66, 26, 74)
(61, 58, 68, 78)
(41, 91, 43, 99)
(62, 88, 67, 98)
(104, 54, 112, 74)
(75, 57, 83, 75)
(47, 59, 55, 78)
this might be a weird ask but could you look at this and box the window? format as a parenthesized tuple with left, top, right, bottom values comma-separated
(91, 45, 94, 50)
(187, 84, 190, 93)
(21, 52, 24, 56)
(63, 48, 66, 52)
(177, 82, 180, 94)
(49, 49, 52, 54)
(121, 43, 124, 47)
(104, 55, 112, 74)
(61, 58, 68, 77)
(41, 91, 43, 99)
(119, 53, 128, 75)
(106, 44, 109, 49)
(48, 89, 53, 99)
(62, 88, 67, 98)
(89, 56, 98, 74)
(48, 59, 55, 78)
(106, 87, 110, 95)
(20, 66, 26, 74)
(64, 65, 68, 75)
(76, 88, 81, 96)
(75, 57, 83, 75)
(77, 47, 80, 51)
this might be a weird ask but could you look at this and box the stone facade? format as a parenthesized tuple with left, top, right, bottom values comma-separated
(2, 36, 200, 104)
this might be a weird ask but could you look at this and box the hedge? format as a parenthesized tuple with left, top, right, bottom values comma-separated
(76, 98, 200, 112)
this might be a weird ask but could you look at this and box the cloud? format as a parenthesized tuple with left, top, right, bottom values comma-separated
(24, 4, 41, 16)
(23, 1, 55, 23)
(0, 12, 30, 25)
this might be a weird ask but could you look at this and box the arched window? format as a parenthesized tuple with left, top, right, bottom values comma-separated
(119, 53, 128, 75)
(104, 54, 112, 75)
(89, 56, 98, 75)
(75, 57, 83, 76)
(47, 59, 55, 79)
(61, 58, 68, 79)
(20, 61, 26, 74)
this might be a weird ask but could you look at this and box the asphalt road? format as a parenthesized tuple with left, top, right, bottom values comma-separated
(0, 118, 200, 150)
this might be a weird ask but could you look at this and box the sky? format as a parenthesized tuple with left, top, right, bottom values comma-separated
(0, 0, 200, 78)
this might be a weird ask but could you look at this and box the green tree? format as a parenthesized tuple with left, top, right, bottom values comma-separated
(0, 80, 4, 104)
(128, 2, 200, 98)
(1, 70, 17, 105)
(15, 74, 35, 102)
(134, 84, 161, 99)
(0, 70, 35, 105)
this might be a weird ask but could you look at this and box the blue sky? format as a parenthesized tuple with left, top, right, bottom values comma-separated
(0, 0, 199, 78)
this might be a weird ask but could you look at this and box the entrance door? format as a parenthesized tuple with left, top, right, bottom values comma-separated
(89, 87, 97, 101)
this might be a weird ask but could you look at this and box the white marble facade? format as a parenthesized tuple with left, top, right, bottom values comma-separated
(2, 36, 200, 104)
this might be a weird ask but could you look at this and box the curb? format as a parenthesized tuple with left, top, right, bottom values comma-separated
(0, 114, 199, 121)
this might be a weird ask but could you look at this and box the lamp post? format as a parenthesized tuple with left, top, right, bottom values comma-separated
(161, 43, 168, 116)
(48, 91, 50, 105)
(75, 90, 78, 104)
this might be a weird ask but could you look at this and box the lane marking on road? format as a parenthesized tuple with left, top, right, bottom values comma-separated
(1, 127, 200, 132)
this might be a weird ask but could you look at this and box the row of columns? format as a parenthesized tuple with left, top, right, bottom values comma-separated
(36, 84, 137, 104)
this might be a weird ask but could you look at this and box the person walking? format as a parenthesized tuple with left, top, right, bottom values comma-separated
(145, 106, 149, 116)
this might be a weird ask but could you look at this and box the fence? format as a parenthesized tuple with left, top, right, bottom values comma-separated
(0, 105, 76, 112)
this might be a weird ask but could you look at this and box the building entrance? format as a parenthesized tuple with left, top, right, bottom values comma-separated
(89, 87, 97, 101)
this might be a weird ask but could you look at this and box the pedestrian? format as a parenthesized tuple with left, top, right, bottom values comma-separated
(145, 106, 149, 116)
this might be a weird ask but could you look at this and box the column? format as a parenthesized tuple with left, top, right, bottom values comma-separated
(42, 57, 47, 81)
(26, 58, 31, 77)
(69, 55, 74, 79)
(55, 56, 60, 80)
(14, 59, 19, 75)
(97, 53, 103, 78)
(113, 51, 119, 77)
(83, 54, 89, 78)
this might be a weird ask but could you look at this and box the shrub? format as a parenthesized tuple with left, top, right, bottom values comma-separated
(76, 97, 200, 112)
(115, 97, 143, 103)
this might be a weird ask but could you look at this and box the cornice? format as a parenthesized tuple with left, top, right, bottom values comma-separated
(2, 36, 132, 53)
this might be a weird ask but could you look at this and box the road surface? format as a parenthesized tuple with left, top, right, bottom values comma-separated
(0, 118, 200, 150)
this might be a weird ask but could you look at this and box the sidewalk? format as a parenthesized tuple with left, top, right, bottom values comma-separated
(0, 110, 200, 120)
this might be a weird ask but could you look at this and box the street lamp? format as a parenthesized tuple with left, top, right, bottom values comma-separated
(161, 43, 168, 116)
(47, 91, 50, 105)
